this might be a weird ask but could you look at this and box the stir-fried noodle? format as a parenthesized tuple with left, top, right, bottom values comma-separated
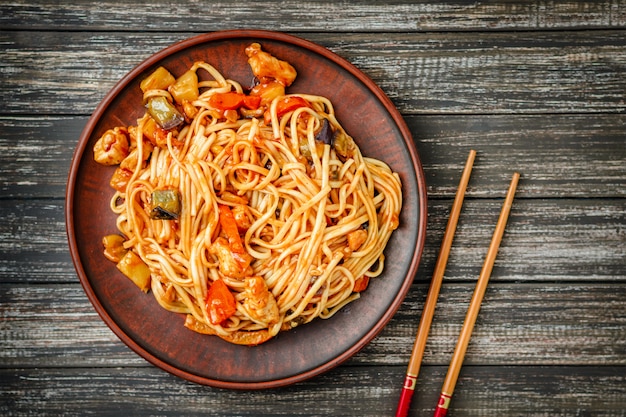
(94, 43, 402, 345)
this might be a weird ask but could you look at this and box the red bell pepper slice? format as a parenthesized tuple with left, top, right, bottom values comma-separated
(205, 279, 237, 325)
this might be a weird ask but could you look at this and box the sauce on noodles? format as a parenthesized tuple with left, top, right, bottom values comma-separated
(93, 43, 402, 346)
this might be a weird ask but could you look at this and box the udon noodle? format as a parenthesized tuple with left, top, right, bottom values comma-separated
(93, 43, 402, 345)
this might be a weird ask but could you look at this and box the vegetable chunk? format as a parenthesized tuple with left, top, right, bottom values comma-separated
(150, 188, 181, 220)
(170, 69, 199, 104)
(116, 250, 151, 292)
(146, 96, 184, 130)
(140, 66, 175, 92)
(205, 279, 237, 325)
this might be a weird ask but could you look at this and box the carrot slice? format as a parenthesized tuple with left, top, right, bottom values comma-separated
(208, 92, 245, 110)
(242, 95, 262, 110)
(353, 276, 370, 292)
(217, 204, 245, 254)
(208, 92, 262, 111)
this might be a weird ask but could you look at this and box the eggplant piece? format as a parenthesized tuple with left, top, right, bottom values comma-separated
(314, 119, 333, 145)
(332, 129, 357, 159)
(146, 96, 184, 130)
(150, 188, 181, 220)
(312, 118, 357, 159)
(298, 119, 333, 159)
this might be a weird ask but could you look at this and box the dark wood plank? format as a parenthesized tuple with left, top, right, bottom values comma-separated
(0, 284, 141, 367)
(2, 114, 625, 199)
(2, 198, 624, 284)
(1, 365, 625, 416)
(2, 31, 625, 115)
(333, 31, 626, 115)
(1, 0, 624, 32)
(410, 114, 626, 198)
(2, 282, 625, 368)
(0, 201, 73, 283)
(0, 116, 84, 199)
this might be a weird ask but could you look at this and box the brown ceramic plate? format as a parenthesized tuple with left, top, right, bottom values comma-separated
(66, 30, 427, 389)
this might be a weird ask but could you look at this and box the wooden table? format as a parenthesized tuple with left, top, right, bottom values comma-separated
(1, 1, 625, 415)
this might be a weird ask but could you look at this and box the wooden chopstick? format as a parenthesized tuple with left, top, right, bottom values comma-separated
(433, 171, 520, 417)
(395, 149, 476, 417)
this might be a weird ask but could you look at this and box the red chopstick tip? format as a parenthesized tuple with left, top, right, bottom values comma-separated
(433, 392, 451, 417)
(395, 382, 416, 417)
(433, 407, 449, 417)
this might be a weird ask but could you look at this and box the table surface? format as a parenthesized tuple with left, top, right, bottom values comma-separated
(1, 1, 625, 416)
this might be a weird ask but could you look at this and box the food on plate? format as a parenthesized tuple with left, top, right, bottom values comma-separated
(93, 43, 402, 345)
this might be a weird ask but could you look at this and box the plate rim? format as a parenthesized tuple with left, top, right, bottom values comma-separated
(65, 29, 428, 389)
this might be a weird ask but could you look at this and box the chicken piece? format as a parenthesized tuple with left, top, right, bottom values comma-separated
(242, 276, 279, 327)
(231, 204, 253, 232)
(209, 237, 252, 279)
(120, 139, 154, 171)
(245, 43, 297, 87)
(93, 127, 130, 165)
(347, 229, 368, 251)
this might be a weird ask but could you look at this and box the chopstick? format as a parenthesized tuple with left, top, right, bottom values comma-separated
(395, 149, 476, 417)
(433, 171, 520, 417)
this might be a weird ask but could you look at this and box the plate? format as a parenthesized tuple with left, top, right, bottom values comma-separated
(66, 30, 427, 389)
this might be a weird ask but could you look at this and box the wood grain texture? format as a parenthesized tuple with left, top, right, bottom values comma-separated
(1, 31, 625, 115)
(409, 114, 626, 198)
(1, 366, 625, 416)
(1, 0, 625, 32)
